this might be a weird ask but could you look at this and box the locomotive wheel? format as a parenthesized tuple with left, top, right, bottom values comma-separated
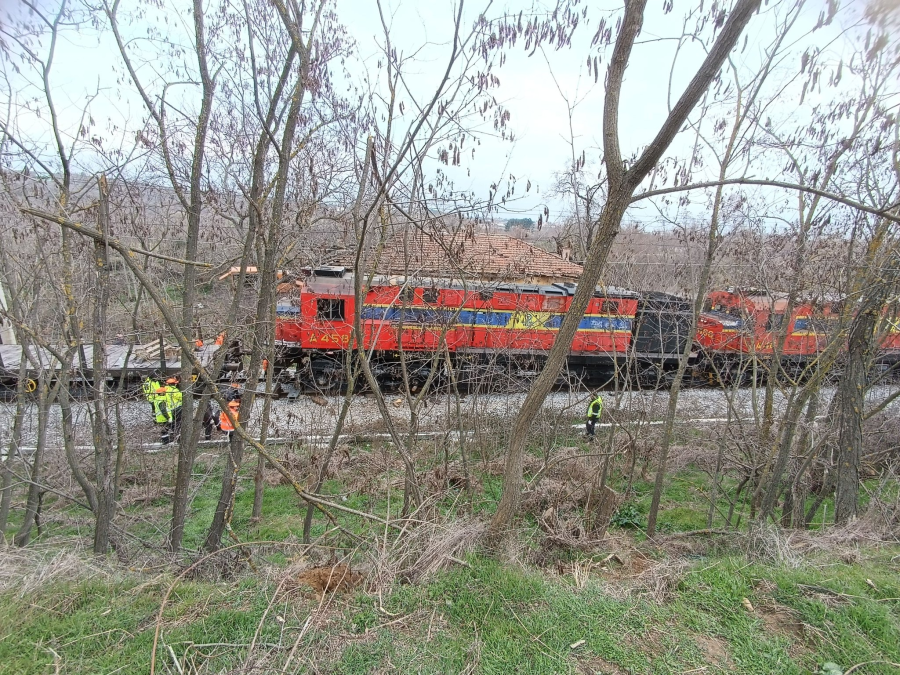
(313, 368, 342, 393)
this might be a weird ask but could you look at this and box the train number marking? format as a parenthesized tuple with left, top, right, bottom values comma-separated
(309, 333, 350, 344)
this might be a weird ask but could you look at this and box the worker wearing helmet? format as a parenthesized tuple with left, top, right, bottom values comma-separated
(218, 399, 241, 440)
(585, 391, 603, 439)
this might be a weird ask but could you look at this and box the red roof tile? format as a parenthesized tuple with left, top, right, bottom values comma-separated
(338, 233, 583, 282)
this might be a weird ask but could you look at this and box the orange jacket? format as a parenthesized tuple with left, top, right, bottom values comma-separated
(219, 410, 235, 432)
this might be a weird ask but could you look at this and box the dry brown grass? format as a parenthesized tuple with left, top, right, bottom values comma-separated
(779, 498, 900, 562)
(289, 563, 365, 599)
(368, 517, 488, 586)
(0, 544, 109, 595)
(745, 521, 803, 568)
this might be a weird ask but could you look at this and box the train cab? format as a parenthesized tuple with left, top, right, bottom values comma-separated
(697, 289, 836, 359)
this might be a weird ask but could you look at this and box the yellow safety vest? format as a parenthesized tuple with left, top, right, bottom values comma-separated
(151, 393, 169, 423)
(151, 387, 182, 423)
(166, 387, 183, 412)
(587, 396, 603, 420)
(143, 378, 161, 402)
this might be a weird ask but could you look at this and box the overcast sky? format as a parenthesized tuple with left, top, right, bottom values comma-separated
(4, 0, 866, 228)
(335, 0, 856, 226)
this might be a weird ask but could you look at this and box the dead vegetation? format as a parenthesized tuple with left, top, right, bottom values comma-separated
(290, 563, 365, 600)
(0, 546, 109, 595)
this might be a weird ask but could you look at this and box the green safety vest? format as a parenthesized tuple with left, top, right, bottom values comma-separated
(166, 387, 183, 411)
(151, 393, 169, 423)
(143, 378, 161, 402)
(587, 396, 603, 419)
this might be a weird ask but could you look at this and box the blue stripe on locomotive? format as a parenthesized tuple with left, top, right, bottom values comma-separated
(358, 306, 632, 332)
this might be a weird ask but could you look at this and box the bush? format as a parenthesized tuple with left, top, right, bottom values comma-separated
(611, 503, 644, 529)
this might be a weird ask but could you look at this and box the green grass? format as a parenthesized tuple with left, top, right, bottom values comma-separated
(3, 547, 898, 674)
(3, 425, 900, 674)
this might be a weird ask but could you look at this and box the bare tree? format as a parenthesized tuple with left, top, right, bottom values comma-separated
(490, 0, 763, 534)
(103, 0, 218, 551)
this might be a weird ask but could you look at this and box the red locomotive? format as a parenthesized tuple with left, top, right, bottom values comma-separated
(694, 289, 900, 381)
(694, 289, 837, 380)
(273, 267, 692, 392)
(272, 270, 898, 394)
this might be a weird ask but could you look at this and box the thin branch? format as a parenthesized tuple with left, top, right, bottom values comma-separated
(18, 208, 213, 266)
(631, 178, 900, 224)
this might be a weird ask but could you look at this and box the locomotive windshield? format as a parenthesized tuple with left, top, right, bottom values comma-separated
(316, 299, 345, 321)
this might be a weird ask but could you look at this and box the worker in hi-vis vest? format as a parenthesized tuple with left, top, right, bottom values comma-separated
(151, 386, 171, 444)
(218, 399, 241, 440)
(143, 376, 162, 417)
(154, 379, 183, 445)
(585, 392, 603, 438)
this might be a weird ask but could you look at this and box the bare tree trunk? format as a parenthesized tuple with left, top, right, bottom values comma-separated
(302, 351, 355, 543)
(167, 0, 217, 553)
(204, 3, 325, 550)
(834, 304, 878, 523)
(646, 189, 721, 537)
(60, 381, 98, 513)
(14, 365, 53, 547)
(758, 388, 815, 520)
(443, 345, 470, 495)
(490, 0, 762, 535)
(91, 175, 116, 554)
(204, 433, 245, 551)
(643, 2, 801, 534)
(785, 391, 819, 528)
(0, 358, 28, 533)
(491, 195, 628, 532)
(706, 434, 726, 529)
(251, 331, 277, 523)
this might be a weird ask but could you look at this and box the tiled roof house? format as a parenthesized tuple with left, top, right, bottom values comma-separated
(337, 233, 583, 285)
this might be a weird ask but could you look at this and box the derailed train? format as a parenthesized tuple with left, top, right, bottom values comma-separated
(273, 266, 693, 393)
(2, 267, 896, 394)
(271, 267, 900, 394)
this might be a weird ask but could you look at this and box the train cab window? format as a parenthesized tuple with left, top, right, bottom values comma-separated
(423, 288, 439, 304)
(766, 313, 784, 331)
(316, 299, 345, 321)
(400, 286, 416, 302)
(600, 300, 618, 314)
(478, 289, 494, 301)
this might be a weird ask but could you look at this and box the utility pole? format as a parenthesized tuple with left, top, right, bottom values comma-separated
(0, 278, 16, 345)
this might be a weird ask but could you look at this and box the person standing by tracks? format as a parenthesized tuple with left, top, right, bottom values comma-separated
(217, 399, 241, 440)
(143, 375, 162, 417)
(585, 391, 604, 439)
(202, 404, 216, 440)
(151, 386, 169, 442)
(158, 377, 183, 445)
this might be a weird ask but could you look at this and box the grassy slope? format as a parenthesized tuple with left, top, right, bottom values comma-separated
(2, 426, 899, 674)
(1, 544, 898, 674)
